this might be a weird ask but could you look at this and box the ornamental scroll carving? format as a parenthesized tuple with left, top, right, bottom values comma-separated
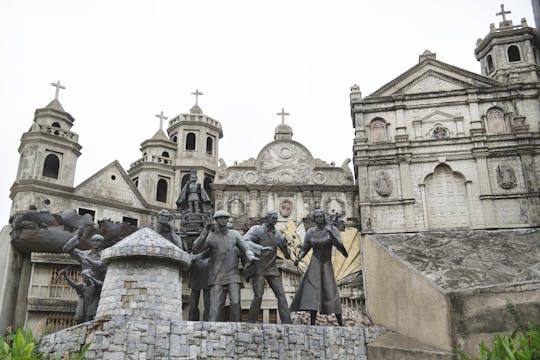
(374, 171, 392, 197)
(258, 143, 311, 184)
(496, 162, 517, 189)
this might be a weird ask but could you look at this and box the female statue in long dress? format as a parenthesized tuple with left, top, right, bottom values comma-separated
(290, 209, 349, 326)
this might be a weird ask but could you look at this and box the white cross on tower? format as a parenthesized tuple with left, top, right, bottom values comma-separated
(496, 4, 511, 22)
(50, 81, 65, 100)
(276, 108, 290, 124)
(191, 89, 204, 106)
(155, 111, 168, 130)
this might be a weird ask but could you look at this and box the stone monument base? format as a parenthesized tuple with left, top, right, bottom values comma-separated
(38, 316, 386, 359)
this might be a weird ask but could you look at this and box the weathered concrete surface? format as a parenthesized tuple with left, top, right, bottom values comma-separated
(363, 229, 540, 357)
(367, 332, 457, 360)
(363, 233, 452, 350)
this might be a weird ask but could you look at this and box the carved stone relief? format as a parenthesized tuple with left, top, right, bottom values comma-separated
(226, 196, 246, 218)
(496, 162, 517, 189)
(279, 199, 293, 218)
(374, 171, 392, 197)
(258, 143, 311, 184)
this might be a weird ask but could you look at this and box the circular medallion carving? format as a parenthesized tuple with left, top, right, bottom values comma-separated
(279, 171, 294, 184)
(279, 145, 295, 160)
(313, 172, 327, 184)
(496, 162, 517, 189)
(243, 171, 258, 184)
(279, 199, 294, 218)
(374, 171, 392, 197)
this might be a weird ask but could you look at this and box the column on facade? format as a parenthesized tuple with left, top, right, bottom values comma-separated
(259, 191, 268, 218)
(302, 190, 312, 217)
(313, 191, 322, 210)
(398, 158, 416, 230)
(520, 152, 540, 225)
(473, 154, 496, 227)
(296, 192, 305, 220)
(248, 190, 259, 218)
(356, 162, 371, 230)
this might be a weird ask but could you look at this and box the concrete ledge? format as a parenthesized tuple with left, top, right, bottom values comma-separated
(368, 332, 457, 360)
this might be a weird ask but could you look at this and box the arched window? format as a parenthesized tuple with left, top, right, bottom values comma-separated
(486, 55, 494, 72)
(162, 151, 169, 158)
(206, 137, 213, 154)
(172, 135, 178, 143)
(42, 154, 60, 178)
(369, 118, 388, 142)
(508, 45, 521, 62)
(156, 179, 168, 202)
(51, 122, 61, 135)
(486, 108, 506, 134)
(186, 133, 196, 150)
(181, 174, 191, 189)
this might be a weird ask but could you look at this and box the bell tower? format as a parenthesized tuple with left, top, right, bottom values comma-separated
(167, 90, 223, 201)
(14, 81, 81, 188)
(128, 111, 176, 208)
(475, 4, 540, 83)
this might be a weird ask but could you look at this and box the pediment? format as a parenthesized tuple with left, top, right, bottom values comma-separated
(398, 71, 469, 94)
(417, 110, 457, 124)
(368, 59, 502, 98)
(75, 161, 147, 208)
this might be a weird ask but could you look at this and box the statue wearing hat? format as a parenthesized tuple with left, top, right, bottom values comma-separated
(192, 210, 258, 322)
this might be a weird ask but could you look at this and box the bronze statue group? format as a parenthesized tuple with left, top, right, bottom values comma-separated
(57, 171, 349, 326)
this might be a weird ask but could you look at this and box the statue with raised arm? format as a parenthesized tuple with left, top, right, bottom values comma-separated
(193, 210, 258, 322)
(243, 210, 292, 324)
(59, 268, 103, 323)
(176, 170, 211, 213)
(290, 209, 349, 326)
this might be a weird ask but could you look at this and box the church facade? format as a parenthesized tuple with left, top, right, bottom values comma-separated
(352, 16, 540, 234)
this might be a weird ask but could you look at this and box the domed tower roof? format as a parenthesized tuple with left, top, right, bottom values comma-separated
(274, 108, 293, 140)
(274, 123, 293, 140)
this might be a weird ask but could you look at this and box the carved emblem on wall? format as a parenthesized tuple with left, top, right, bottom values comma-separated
(279, 199, 293, 218)
(496, 162, 517, 189)
(312, 171, 327, 185)
(243, 171, 258, 184)
(374, 171, 392, 197)
(226, 196, 246, 218)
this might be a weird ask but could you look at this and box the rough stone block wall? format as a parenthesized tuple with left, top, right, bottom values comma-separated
(97, 260, 182, 320)
(38, 316, 386, 360)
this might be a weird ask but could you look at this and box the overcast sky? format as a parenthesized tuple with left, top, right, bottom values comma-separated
(0, 0, 534, 223)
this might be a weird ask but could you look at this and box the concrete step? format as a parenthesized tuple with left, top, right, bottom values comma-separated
(368, 332, 457, 360)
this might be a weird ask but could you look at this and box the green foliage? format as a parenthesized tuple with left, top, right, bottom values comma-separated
(455, 323, 540, 360)
(455, 302, 540, 360)
(0, 327, 41, 360)
(1, 327, 90, 360)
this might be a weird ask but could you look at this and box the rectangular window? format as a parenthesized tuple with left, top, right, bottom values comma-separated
(78, 208, 95, 220)
(122, 216, 138, 227)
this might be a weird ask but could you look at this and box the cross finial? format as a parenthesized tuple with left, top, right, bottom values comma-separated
(155, 111, 168, 130)
(276, 108, 290, 124)
(496, 4, 511, 22)
(191, 89, 204, 106)
(50, 81, 65, 100)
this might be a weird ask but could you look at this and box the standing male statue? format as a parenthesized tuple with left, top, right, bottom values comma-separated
(243, 210, 292, 324)
(176, 171, 211, 213)
(193, 210, 258, 322)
